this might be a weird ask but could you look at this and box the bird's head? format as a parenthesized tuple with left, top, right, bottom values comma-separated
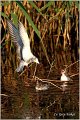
(34, 57, 39, 64)
(61, 69, 66, 74)
(27, 56, 39, 64)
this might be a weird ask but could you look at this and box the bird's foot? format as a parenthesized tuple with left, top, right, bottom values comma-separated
(15, 67, 23, 72)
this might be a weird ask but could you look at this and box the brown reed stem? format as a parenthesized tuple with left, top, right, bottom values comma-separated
(70, 73, 79, 78)
(33, 63, 38, 79)
(47, 60, 55, 78)
(0, 94, 8, 96)
(65, 60, 79, 70)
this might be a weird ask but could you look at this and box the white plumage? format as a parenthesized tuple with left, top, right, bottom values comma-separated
(7, 20, 39, 72)
(61, 70, 70, 81)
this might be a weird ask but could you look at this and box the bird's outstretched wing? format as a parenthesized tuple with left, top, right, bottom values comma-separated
(7, 20, 23, 48)
(18, 21, 31, 51)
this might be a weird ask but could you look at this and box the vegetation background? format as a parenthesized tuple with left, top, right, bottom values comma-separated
(1, 1, 79, 119)
(1, 0, 79, 88)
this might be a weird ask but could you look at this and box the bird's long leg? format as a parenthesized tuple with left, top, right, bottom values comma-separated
(33, 63, 38, 80)
(15, 60, 25, 72)
(18, 63, 37, 78)
(18, 69, 26, 77)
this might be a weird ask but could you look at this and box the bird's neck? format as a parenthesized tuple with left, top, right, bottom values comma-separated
(62, 73, 66, 77)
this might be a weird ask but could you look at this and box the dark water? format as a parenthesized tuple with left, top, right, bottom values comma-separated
(1, 73, 79, 119)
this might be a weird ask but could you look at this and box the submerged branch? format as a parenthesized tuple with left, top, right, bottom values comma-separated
(35, 76, 63, 91)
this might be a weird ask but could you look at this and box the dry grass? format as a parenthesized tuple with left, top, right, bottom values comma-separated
(1, 1, 79, 85)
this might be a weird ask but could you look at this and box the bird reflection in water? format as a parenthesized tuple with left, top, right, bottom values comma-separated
(60, 69, 70, 91)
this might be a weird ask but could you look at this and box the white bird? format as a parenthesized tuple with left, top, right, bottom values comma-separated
(60, 69, 70, 81)
(7, 20, 39, 72)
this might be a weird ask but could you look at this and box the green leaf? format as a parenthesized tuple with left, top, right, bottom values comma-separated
(54, 8, 59, 13)
(16, 1, 41, 39)
(68, 1, 72, 7)
(40, 1, 54, 12)
(11, 13, 18, 27)
(28, 1, 46, 20)
(1, 1, 11, 6)
(28, 1, 41, 13)
(16, 1, 50, 65)
(75, 1, 79, 9)
(0, 40, 8, 48)
(1, 12, 8, 19)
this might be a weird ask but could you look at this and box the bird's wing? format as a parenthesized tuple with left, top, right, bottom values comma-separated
(7, 20, 23, 48)
(18, 21, 31, 50)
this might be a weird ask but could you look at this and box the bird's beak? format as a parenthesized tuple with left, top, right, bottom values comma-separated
(37, 60, 39, 64)
(36, 59, 39, 64)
